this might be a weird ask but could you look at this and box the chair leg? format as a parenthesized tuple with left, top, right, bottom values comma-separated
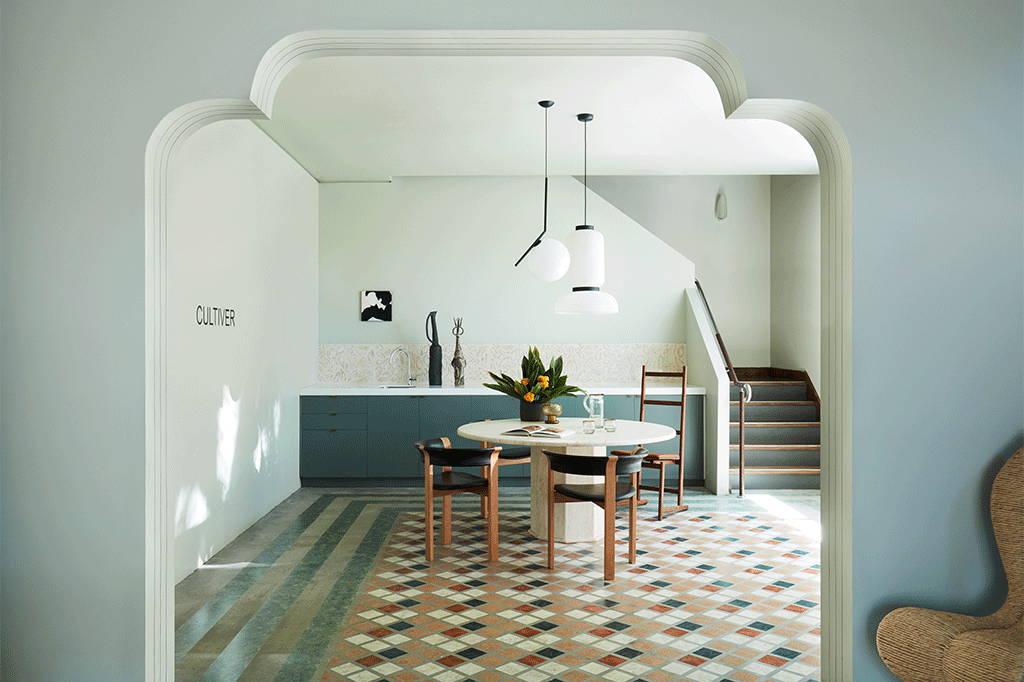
(677, 457, 684, 508)
(604, 500, 616, 582)
(629, 473, 638, 564)
(424, 488, 434, 562)
(441, 496, 452, 545)
(546, 464, 555, 570)
(657, 464, 666, 521)
(480, 466, 489, 519)
(487, 475, 499, 562)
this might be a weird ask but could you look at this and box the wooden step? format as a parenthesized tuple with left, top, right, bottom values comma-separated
(729, 421, 820, 428)
(730, 444, 820, 450)
(729, 400, 815, 406)
(738, 380, 806, 386)
(729, 466, 820, 475)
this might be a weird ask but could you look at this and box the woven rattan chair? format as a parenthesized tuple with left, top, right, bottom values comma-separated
(876, 447, 1023, 681)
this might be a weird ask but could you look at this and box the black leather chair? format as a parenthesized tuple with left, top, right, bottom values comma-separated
(543, 448, 647, 581)
(415, 438, 502, 561)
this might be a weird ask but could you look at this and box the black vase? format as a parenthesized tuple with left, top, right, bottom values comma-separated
(519, 400, 546, 422)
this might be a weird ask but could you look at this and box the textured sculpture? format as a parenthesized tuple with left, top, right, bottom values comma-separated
(450, 317, 466, 387)
(876, 447, 1023, 681)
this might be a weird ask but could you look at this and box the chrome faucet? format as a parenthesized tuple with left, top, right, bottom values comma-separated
(389, 347, 415, 386)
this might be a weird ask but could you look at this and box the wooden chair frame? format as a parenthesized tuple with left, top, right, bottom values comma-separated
(477, 430, 530, 519)
(619, 364, 689, 520)
(545, 451, 642, 581)
(417, 437, 501, 562)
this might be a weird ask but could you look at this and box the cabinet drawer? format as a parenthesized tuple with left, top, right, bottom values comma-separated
(301, 412, 367, 430)
(300, 429, 367, 477)
(301, 396, 367, 415)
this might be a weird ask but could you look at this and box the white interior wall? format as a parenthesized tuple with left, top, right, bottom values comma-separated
(318, 176, 696, 345)
(583, 176, 772, 366)
(770, 175, 821, 388)
(167, 120, 319, 582)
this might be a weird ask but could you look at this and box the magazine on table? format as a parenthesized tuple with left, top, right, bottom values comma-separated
(501, 424, 575, 439)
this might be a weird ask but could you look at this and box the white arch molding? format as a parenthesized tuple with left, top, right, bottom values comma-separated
(145, 30, 853, 681)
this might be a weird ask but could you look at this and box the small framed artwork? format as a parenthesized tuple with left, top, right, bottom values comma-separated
(360, 290, 392, 322)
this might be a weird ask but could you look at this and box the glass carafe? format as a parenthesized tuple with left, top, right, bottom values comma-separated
(583, 393, 605, 429)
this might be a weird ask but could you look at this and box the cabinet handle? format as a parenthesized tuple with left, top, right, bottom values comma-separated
(329, 412, 337, 416)
(329, 429, 337, 432)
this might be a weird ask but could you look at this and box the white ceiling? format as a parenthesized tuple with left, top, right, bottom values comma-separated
(257, 56, 819, 181)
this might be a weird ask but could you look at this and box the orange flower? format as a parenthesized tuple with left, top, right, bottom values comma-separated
(523, 392, 536, 402)
(537, 375, 550, 386)
(520, 377, 530, 385)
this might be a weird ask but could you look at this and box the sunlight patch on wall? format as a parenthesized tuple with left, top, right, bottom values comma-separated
(174, 484, 209, 533)
(216, 385, 240, 498)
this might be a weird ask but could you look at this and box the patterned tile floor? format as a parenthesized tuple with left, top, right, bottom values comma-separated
(175, 487, 820, 681)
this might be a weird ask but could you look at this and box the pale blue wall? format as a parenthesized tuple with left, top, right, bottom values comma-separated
(1, 2, 1021, 679)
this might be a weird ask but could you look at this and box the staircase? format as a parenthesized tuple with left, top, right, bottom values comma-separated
(729, 370, 821, 490)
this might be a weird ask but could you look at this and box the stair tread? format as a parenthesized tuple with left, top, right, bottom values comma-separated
(736, 380, 806, 386)
(729, 466, 821, 474)
(730, 400, 815, 405)
(729, 444, 820, 450)
(729, 421, 821, 427)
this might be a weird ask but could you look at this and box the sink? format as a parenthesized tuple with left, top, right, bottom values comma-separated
(378, 384, 417, 389)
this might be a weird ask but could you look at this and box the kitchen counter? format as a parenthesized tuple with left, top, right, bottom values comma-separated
(299, 384, 705, 396)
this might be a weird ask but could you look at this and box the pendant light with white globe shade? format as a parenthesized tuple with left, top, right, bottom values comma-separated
(514, 100, 570, 282)
(555, 113, 619, 315)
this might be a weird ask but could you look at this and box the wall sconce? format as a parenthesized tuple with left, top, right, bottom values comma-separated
(715, 188, 728, 221)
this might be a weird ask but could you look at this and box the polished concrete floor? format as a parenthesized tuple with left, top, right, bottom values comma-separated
(175, 487, 820, 681)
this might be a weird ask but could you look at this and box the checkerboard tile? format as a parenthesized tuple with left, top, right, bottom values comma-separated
(321, 510, 820, 681)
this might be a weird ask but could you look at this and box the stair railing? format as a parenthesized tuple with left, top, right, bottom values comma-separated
(694, 280, 753, 496)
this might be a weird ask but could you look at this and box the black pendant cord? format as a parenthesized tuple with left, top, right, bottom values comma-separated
(515, 100, 554, 268)
(575, 112, 594, 230)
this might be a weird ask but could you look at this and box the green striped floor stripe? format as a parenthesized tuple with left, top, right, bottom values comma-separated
(273, 508, 401, 681)
(199, 501, 369, 680)
(175, 495, 335, 657)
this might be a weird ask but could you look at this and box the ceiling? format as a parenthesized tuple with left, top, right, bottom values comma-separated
(257, 56, 819, 181)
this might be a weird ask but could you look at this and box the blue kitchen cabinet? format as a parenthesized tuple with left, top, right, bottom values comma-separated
(300, 396, 368, 480)
(417, 396, 531, 479)
(366, 396, 421, 478)
(300, 428, 367, 478)
(299, 392, 702, 486)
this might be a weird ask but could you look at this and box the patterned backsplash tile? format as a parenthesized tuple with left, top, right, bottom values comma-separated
(319, 343, 686, 387)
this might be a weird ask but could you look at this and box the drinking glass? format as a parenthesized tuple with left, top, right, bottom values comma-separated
(582, 419, 595, 434)
(604, 418, 617, 432)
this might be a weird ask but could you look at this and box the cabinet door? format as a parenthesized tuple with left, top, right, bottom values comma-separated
(300, 429, 367, 478)
(419, 396, 506, 448)
(366, 396, 421, 478)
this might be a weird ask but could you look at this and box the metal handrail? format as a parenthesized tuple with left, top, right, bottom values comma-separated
(694, 280, 752, 496)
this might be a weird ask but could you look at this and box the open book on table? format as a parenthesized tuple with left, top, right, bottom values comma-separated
(501, 424, 575, 439)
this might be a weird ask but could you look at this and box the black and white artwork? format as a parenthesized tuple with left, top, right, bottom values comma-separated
(360, 290, 392, 322)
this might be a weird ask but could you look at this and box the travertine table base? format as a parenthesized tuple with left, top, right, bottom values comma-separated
(529, 445, 605, 542)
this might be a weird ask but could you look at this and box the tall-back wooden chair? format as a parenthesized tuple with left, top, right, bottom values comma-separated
(543, 448, 647, 581)
(415, 438, 501, 562)
(614, 365, 688, 520)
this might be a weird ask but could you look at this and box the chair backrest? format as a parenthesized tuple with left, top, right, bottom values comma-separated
(639, 365, 687, 458)
(543, 448, 647, 477)
(992, 447, 1023, 619)
(415, 438, 501, 468)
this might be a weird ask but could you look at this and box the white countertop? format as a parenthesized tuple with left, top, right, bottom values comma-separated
(457, 418, 676, 448)
(299, 384, 705, 396)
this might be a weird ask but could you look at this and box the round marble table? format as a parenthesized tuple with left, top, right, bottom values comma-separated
(457, 418, 675, 542)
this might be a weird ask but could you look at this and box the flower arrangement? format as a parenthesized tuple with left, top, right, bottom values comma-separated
(484, 347, 582, 404)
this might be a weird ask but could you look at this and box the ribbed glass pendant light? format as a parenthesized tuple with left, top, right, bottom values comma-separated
(514, 100, 569, 282)
(555, 113, 619, 315)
